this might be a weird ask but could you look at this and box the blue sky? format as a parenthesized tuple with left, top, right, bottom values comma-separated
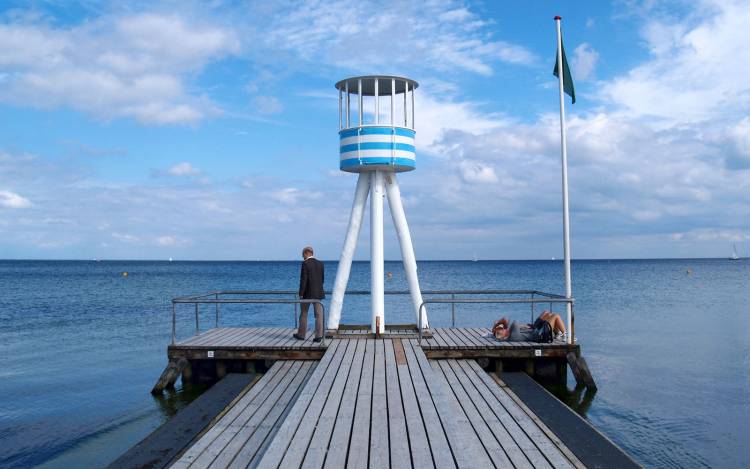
(1, 0, 748, 260)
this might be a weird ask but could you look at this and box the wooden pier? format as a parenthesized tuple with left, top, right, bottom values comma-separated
(118, 324, 632, 469)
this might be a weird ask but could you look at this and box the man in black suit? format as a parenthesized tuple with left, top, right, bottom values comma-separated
(294, 246, 324, 341)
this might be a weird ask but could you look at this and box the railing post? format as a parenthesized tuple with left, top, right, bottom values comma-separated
(195, 303, 199, 334)
(530, 292, 535, 322)
(215, 293, 219, 328)
(172, 302, 176, 345)
(569, 301, 575, 344)
(293, 294, 298, 328)
(451, 293, 455, 327)
(320, 301, 326, 346)
(418, 302, 425, 344)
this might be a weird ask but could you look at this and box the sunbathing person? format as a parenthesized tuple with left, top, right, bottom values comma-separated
(492, 311, 566, 341)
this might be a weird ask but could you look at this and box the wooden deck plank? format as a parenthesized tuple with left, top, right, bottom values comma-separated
(255, 339, 344, 468)
(396, 341, 435, 469)
(384, 340, 412, 469)
(185, 361, 304, 468)
(468, 361, 575, 469)
(171, 361, 292, 468)
(178, 328, 223, 346)
(434, 360, 512, 468)
(345, 339, 375, 469)
(369, 340, 389, 469)
(323, 340, 367, 469)
(301, 339, 362, 469)
(407, 340, 493, 468)
(188, 328, 241, 347)
(223, 361, 317, 468)
(402, 341, 455, 469)
(447, 360, 538, 469)
(278, 340, 355, 468)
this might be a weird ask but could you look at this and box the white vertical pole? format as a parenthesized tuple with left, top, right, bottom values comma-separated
(375, 78, 379, 125)
(555, 17, 573, 344)
(411, 85, 415, 129)
(385, 173, 428, 329)
(338, 89, 342, 130)
(370, 170, 385, 333)
(358, 79, 363, 126)
(391, 78, 395, 126)
(345, 81, 350, 128)
(328, 173, 370, 330)
(404, 81, 408, 126)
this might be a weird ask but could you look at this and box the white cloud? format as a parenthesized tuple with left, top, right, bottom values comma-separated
(112, 232, 139, 243)
(601, 0, 750, 123)
(572, 43, 599, 81)
(252, 95, 284, 115)
(258, 0, 536, 76)
(459, 160, 498, 183)
(271, 187, 322, 204)
(0, 190, 32, 208)
(167, 162, 201, 176)
(0, 14, 239, 125)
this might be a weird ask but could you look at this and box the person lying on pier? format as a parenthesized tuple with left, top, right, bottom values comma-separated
(492, 311, 565, 342)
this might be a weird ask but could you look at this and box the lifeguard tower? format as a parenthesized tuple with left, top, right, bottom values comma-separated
(327, 76, 427, 334)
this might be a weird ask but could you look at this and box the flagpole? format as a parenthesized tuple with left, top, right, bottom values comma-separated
(555, 15, 573, 345)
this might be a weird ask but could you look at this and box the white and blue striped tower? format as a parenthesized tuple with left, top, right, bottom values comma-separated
(328, 76, 428, 334)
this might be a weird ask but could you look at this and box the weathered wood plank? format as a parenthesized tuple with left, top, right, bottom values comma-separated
(255, 339, 344, 468)
(345, 339, 374, 469)
(278, 340, 355, 468)
(470, 362, 575, 468)
(172, 361, 293, 467)
(323, 340, 366, 469)
(384, 340, 412, 469)
(222, 361, 316, 468)
(301, 339, 361, 469)
(369, 340, 389, 469)
(448, 360, 538, 469)
(187, 361, 304, 468)
(395, 341, 433, 469)
(402, 341, 455, 469)
(434, 360, 512, 468)
(407, 340, 493, 468)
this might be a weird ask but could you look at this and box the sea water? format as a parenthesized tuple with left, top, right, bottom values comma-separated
(1, 259, 748, 468)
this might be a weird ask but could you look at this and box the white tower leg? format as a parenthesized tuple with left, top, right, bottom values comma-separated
(370, 170, 385, 333)
(328, 173, 370, 330)
(384, 173, 428, 329)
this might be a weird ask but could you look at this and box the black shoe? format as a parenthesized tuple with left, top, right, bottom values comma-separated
(313, 337, 323, 343)
(293, 333, 305, 340)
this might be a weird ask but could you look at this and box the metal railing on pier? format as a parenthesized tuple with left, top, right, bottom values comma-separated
(171, 289, 574, 346)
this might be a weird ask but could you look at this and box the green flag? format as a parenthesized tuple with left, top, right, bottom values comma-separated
(553, 42, 575, 104)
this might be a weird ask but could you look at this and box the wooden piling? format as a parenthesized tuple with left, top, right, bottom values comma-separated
(566, 351, 597, 391)
(151, 358, 187, 394)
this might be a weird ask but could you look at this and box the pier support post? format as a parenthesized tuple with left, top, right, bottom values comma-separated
(329, 173, 370, 330)
(384, 173, 428, 329)
(370, 170, 385, 334)
(567, 352, 597, 391)
(151, 358, 188, 394)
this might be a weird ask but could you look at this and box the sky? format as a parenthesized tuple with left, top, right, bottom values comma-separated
(0, 0, 748, 260)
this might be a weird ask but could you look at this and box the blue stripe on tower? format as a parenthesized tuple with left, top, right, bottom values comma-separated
(339, 127, 416, 138)
(339, 142, 415, 153)
(340, 157, 416, 169)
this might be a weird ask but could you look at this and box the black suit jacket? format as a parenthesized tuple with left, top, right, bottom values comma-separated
(299, 257, 325, 299)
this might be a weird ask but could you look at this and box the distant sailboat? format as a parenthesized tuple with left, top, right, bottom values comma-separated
(472, 252, 478, 262)
(730, 243, 740, 260)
